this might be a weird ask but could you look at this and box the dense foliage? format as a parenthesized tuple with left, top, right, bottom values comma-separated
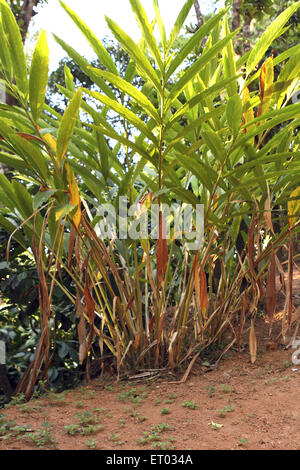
(0, 0, 299, 402)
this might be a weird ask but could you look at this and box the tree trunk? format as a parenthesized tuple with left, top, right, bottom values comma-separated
(19, 0, 40, 42)
(243, 15, 252, 53)
(232, 0, 242, 54)
(193, 0, 204, 29)
(232, 0, 241, 31)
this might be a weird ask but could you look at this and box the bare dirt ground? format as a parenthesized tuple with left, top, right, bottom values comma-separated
(0, 271, 299, 451)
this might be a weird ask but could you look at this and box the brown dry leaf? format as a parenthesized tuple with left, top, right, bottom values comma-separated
(200, 264, 208, 317)
(148, 314, 155, 335)
(266, 341, 278, 351)
(248, 215, 256, 281)
(193, 254, 201, 314)
(287, 238, 294, 325)
(237, 291, 247, 351)
(156, 210, 168, 286)
(78, 315, 87, 364)
(155, 311, 167, 366)
(249, 318, 257, 364)
(266, 250, 277, 325)
(264, 189, 275, 235)
(84, 273, 95, 328)
(134, 333, 140, 351)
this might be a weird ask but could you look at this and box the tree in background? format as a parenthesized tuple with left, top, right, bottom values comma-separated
(229, 0, 299, 54)
(7, 0, 45, 42)
(1, 1, 46, 173)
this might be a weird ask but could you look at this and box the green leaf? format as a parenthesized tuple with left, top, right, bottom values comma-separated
(238, 103, 300, 139)
(275, 51, 300, 109)
(29, 30, 49, 121)
(9, 135, 50, 182)
(64, 65, 75, 92)
(129, 0, 163, 73)
(87, 68, 160, 124)
(0, 0, 28, 96)
(173, 153, 219, 193)
(0, 214, 28, 249)
(12, 180, 33, 219)
(166, 0, 194, 54)
(153, 0, 166, 51)
(91, 123, 157, 168)
(0, 14, 12, 81)
(83, 89, 159, 147)
(0, 152, 27, 172)
(201, 125, 226, 165)
(95, 130, 109, 181)
(166, 9, 226, 80)
(165, 75, 240, 130)
(226, 94, 242, 138)
(53, 34, 117, 100)
(59, 1, 118, 75)
(33, 190, 55, 211)
(164, 106, 226, 155)
(105, 16, 162, 94)
(0, 173, 16, 211)
(246, 2, 300, 76)
(166, 31, 238, 111)
(56, 88, 82, 165)
(222, 15, 237, 98)
(55, 202, 76, 221)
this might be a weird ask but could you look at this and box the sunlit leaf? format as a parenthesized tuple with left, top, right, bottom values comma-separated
(29, 30, 49, 121)
(56, 88, 82, 165)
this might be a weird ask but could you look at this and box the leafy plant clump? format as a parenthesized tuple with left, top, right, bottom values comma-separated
(0, 0, 299, 399)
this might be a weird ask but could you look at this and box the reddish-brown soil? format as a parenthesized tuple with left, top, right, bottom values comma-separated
(0, 272, 299, 451)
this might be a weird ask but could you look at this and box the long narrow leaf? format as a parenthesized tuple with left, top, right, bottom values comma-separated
(56, 88, 82, 165)
(105, 16, 162, 94)
(84, 89, 159, 147)
(166, 0, 194, 54)
(166, 31, 239, 111)
(129, 0, 163, 73)
(87, 68, 160, 124)
(59, 1, 118, 75)
(166, 10, 227, 80)
(29, 30, 49, 121)
(0, 0, 28, 95)
(246, 1, 300, 76)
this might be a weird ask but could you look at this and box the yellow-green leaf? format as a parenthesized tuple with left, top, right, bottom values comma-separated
(29, 30, 49, 121)
(87, 68, 160, 124)
(257, 57, 274, 118)
(59, 1, 118, 75)
(166, 0, 194, 54)
(0, 14, 12, 81)
(129, 0, 163, 73)
(56, 88, 82, 165)
(65, 161, 81, 228)
(222, 15, 237, 98)
(246, 2, 300, 76)
(0, 0, 28, 95)
(288, 186, 300, 227)
(226, 94, 242, 138)
(105, 16, 162, 94)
